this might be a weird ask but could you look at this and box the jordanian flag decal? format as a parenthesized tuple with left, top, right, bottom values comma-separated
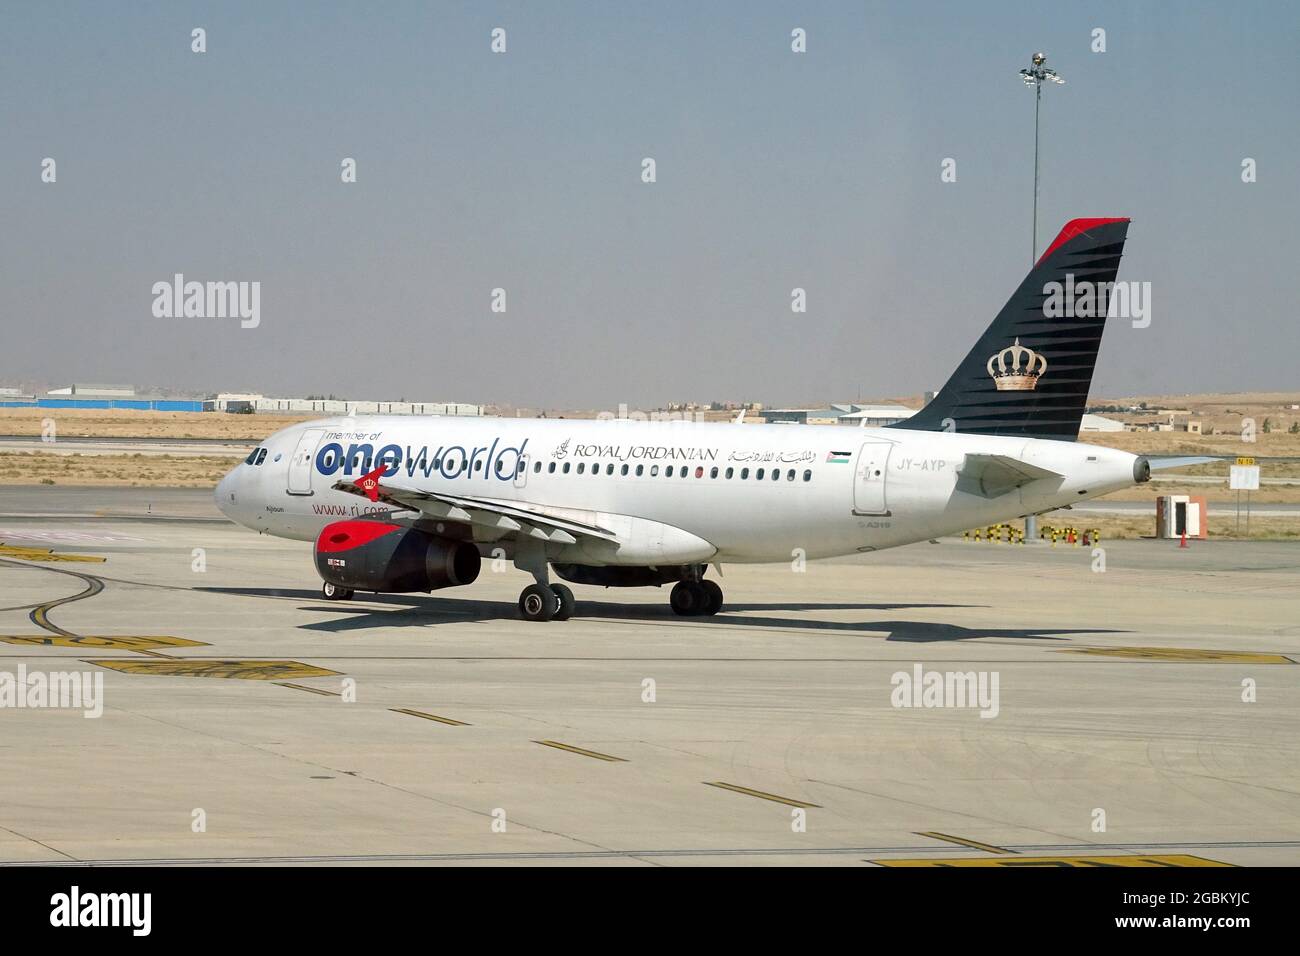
(827, 450, 851, 464)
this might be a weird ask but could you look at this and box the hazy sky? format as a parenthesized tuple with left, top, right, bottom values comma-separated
(3, 1, 1296, 409)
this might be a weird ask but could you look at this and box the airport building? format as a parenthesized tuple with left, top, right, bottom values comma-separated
(0, 383, 204, 411)
(836, 404, 918, 426)
(1079, 413, 1125, 432)
(0, 383, 481, 416)
(206, 394, 484, 417)
(46, 383, 137, 397)
(761, 403, 917, 426)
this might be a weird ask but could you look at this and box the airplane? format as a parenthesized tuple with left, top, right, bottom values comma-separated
(215, 217, 1183, 621)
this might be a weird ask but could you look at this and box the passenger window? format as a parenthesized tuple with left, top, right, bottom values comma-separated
(665, 466, 674, 478)
(636, 464, 644, 476)
(620, 464, 629, 476)
(772, 469, 780, 481)
(710, 467, 718, 479)
(725, 467, 733, 479)
(533, 461, 541, 473)
(741, 467, 749, 480)
(563, 462, 571, 474)
(803, 469, 812, 482)
(756, 468, 765, 480)
(650, 465, 659, 476)
(694, 466, 704, 478)
(518, 460, 526, 474)
(577, 462, 585, 474)
(548, 462, 556, 474)
(606, 463, 614, 475)
(787, 469, 795, 481)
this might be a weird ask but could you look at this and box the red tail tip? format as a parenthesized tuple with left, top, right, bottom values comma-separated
(1036, 217, 1130, 266)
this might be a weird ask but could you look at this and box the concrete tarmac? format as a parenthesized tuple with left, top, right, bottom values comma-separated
(1, 487, 1298, 866)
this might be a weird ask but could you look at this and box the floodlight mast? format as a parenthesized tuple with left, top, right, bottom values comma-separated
(1017, 52, 1064, 544)
(1019, 52, 1065, 264)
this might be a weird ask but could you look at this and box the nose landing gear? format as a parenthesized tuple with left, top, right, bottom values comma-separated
(322, 582, 355, 601)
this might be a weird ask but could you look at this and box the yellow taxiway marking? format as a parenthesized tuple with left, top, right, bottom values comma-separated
(278, 682, 342, 697)
(391, 707, 470, 726)
(1061, 646, 1294, 664)
(534, 740, 627, 762)
(0, 543, 106, 563)
(0, 634, 207, 651)
(874, 854, 1232, 867)
(916, 831, 1016, 854)
(703, 781, 821, 808)
(84, 660, 342, 680)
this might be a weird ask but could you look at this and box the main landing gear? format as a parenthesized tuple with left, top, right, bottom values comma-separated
(669, 579, 723, 616)
(518, 582, 575, 622)
(513, 535, 578, 622)
(512, 535, 722, 621)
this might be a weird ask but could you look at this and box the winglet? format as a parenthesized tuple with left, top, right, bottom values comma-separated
(358, 465, 387, 502)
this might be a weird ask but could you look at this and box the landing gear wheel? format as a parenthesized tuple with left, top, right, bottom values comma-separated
(551, 583, 575, 621)
(519, 583, 556, 622)
(700, 580, 723, 616)
(322, 582, 354, 601)
(670, 580, 704, 616)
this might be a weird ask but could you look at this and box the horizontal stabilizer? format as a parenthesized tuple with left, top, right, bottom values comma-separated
(1146, 455, 1221, 471)
(956, 453, 1063, 499)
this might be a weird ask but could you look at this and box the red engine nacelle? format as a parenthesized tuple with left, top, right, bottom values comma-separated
(314, 521, 481, 593)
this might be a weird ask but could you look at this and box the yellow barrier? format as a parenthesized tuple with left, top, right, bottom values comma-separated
(962, 522, 1027, 544)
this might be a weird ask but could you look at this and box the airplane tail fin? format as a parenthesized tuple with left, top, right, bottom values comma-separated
(889, 218, 1130, 441)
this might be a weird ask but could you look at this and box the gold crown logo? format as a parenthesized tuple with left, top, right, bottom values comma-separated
(986, 338, 1047, 391)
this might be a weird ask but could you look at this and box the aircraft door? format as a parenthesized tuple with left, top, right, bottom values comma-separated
(853, 439, 893, 515)
(514, 453, 530, 489)
(287, 428, 326, 495)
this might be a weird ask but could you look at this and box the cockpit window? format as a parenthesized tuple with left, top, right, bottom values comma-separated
(255, 448, 268, 465)
(244, 447, 260, 464)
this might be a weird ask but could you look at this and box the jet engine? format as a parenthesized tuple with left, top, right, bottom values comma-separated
(314, 521, 481, 593)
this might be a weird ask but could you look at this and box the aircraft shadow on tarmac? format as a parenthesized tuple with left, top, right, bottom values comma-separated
(196, 587, 1123, 642)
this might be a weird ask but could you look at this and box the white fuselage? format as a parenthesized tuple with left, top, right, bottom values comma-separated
(215, 415, 1141, 565)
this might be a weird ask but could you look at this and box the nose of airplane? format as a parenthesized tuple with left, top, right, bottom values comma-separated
(214, 467, 239, 520)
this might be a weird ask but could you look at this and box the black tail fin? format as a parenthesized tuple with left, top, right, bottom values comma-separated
(890, 218, 1130, 441)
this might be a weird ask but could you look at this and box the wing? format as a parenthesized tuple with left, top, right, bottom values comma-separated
(332, 472, 617, 546)
(956, 453, 1064, 498)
